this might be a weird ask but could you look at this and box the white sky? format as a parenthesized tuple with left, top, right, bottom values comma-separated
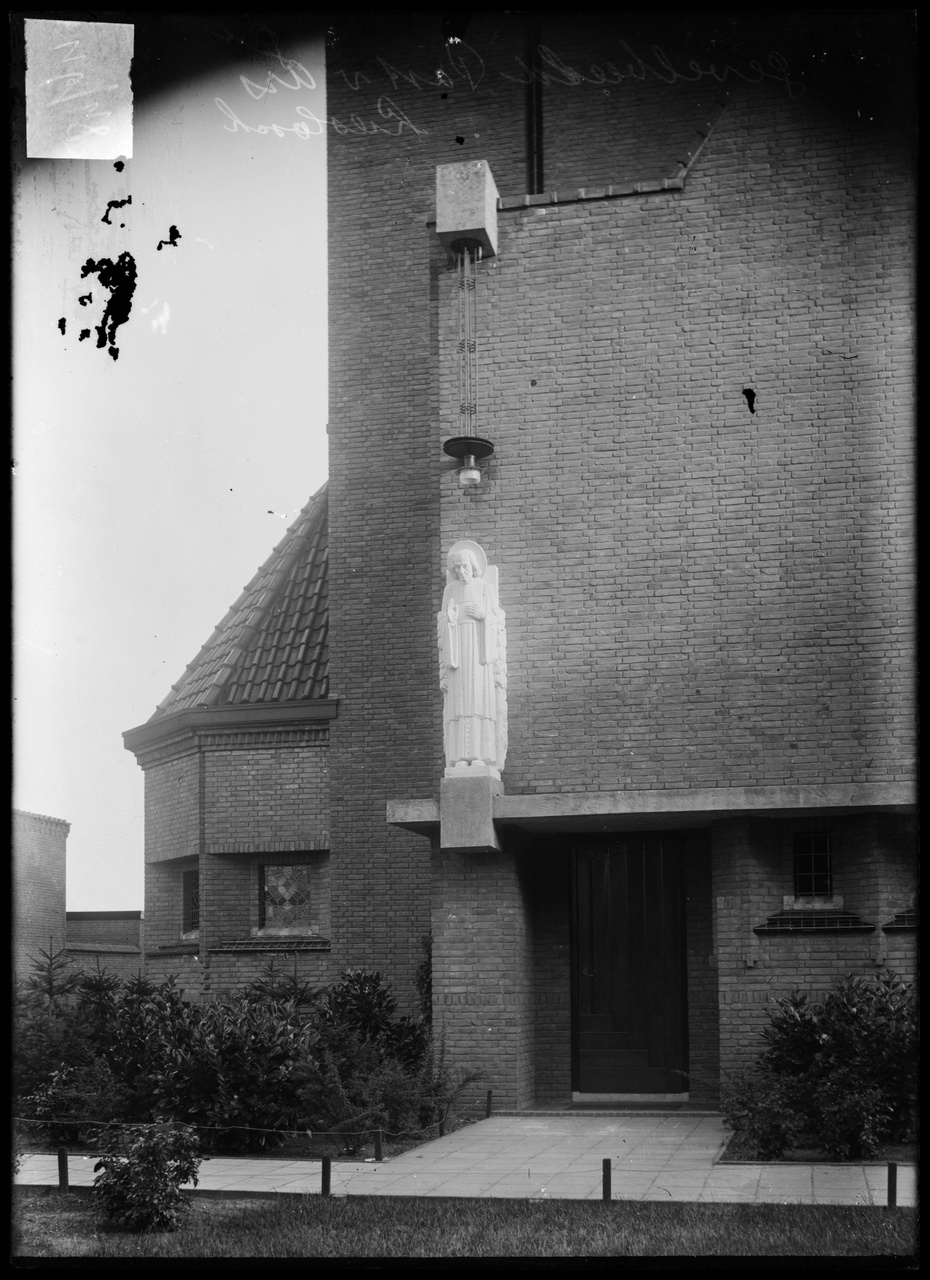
(13, 35, 328, 910)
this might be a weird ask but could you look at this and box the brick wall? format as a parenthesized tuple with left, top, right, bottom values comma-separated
(66, 912, 143, 947)
(712, 814, 916, 1083)
(327, 14, 915, 804)
(139, 728, 334, 998)
(325, 13, 532, 1013)
(327, 15, 914, 1095)
(65, 912, 144, 983)
(538, 18, 726, 193)
(14, 809, 69, 977)
(144, 751, 200, 863)
(431, 845, 535, 1111)
(144, 858, 195, 952)
(203, 736, 329, 848)
(438, 83, 913, 797)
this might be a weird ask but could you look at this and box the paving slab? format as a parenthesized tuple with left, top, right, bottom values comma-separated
(15, 1116, 916, 1206)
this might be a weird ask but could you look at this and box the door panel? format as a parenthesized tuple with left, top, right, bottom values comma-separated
(572, 833, 687, 1093)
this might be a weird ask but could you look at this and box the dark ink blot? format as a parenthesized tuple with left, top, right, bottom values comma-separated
(80, 252, 138, 360)
(114, 160, 125, 172)
(79, 329, 91, 341)
(101, 195, 132, 225)
(742, 388, 756, 414)
(455, 135, 465, 145)
(58, 318, 66, 335)
(78, 293, 93, 306)
(156, 225, 182, 251)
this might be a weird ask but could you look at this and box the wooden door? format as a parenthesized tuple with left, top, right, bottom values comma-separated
(572, 834, 687, 1093)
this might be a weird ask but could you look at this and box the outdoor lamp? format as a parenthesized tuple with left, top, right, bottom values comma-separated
(443, 435, 495, 487)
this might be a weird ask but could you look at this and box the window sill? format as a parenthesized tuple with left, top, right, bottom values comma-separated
(251, 928, 319, 939)
(882, 911, 918, 932)
(211, 937, 330, 953)
(754, 911, 874, 935)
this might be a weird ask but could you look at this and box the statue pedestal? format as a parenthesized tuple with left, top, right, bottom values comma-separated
(444, 761, 501, 782)
(440, 773, 503, 853)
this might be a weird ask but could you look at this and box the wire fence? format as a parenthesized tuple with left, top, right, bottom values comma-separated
(14, 1131, 906, 1209)
(13, 1099, 487, 1149)
(14, 1098, 909, 1210)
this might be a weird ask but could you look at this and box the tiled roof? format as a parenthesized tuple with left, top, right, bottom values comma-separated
(150, 484, 328, 720)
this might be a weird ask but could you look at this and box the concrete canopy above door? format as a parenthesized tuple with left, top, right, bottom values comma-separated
(387, 782, 915, 839)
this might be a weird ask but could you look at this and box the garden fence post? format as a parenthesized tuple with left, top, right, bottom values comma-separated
(602, 1158, 611, 1203)
(57, 1147, 69, 1192)
(321, 1155, 331, 1197)
(887, 1163, 897, 1209)
(374, 1128, 383, 1162)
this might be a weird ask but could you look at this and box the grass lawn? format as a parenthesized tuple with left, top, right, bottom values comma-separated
(13, 1188, 917, 1259)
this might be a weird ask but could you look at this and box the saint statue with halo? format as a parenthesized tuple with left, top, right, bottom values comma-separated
(437, 541, 508, 773)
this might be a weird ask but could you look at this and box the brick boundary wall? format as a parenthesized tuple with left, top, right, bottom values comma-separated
(14, 809, 69, 978)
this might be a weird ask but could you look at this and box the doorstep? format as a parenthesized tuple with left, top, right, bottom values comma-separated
(495, 1100, 722, 1118)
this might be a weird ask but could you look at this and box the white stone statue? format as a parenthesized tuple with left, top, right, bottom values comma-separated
(438, 541, 507, 776)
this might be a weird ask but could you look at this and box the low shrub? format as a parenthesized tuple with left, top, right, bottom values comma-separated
(15, 955, 478, 1161)
(22, 1058, 136, 1147)
(721, 1072, 806, 1160)
(144, 996, 322, 1152)
(92, 1123, 200, 1233)
(811, 1071, 896, 1161)
(724, 971, 917, 1160)
(297, 978, 481, 1154)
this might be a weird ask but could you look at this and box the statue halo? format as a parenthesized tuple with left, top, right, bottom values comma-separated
(446, 540, 487, 576)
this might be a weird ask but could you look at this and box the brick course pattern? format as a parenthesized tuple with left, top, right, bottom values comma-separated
(144, 752, 200, 864)
(136, 730, 333, 1000)
(65, 912, 144, 983)
(13, 809, 69, 978)
(712, 814, 916, 1084)
(431, 846, 535, 1111)
(326, 14, 914, 1101)
(437, 94, 913, 797)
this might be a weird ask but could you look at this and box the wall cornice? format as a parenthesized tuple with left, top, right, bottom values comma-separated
(123, 699, 338, 767)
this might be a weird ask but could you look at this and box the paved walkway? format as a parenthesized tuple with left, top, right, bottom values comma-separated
(15, 1115, 916, 1206)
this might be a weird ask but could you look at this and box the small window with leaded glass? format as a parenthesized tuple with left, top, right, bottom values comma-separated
(793, 833, 832, 898)
(259, 864, 316, 934)
(182, 869, 200, 936)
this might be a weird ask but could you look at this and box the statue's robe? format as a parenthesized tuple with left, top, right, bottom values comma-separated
(438, 576, 502, 766)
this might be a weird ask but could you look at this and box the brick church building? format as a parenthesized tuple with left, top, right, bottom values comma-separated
(124, 15, 915, 1108)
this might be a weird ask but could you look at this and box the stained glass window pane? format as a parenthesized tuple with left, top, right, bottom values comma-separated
(182, 870, 200, 932)
(261, 864, 313, 929)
